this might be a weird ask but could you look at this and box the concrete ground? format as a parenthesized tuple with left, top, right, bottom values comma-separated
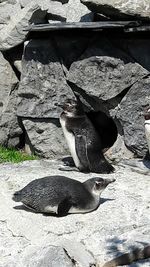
(0, 158, 150, 266)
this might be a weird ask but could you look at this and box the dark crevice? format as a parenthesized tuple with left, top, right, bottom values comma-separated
(87, 111, 118, 149)
(17, 117, 26, 149)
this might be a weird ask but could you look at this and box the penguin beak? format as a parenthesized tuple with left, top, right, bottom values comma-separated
(104, 178, 116, 186)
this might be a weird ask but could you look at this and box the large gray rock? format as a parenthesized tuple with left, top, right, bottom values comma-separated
(0, 3, 46, 51)
(19, 0, 67, 22)
(0, 159, 150, 266)
(116, 76, 150, 157)
(81, 0, 150, 20)
(0, 1, 21, 30)
(17, 39, 74, 118)
(66, 0, 93, 22)
(19, 245, 74, 267)
(68, 37, 149, 101)
(0, 52, 22, 147)
(22, 118, 69, 158)
(0, 85, 23, 148)
(0, 52, 18, 116)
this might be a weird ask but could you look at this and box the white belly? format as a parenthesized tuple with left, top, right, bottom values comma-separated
(145, 120, 150, 153)
(44, 205, 58, 214)
(60, 117, 82, 168)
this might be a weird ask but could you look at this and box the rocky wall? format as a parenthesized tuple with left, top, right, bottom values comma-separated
(0, 0, 150, 160)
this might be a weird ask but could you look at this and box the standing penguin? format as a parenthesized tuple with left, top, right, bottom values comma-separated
(59, 98, 114, 174)
(12, 175, 115, 216)
(144, 108, 150, 157)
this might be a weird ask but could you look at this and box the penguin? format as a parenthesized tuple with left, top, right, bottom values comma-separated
(12, 175, 115, 216)
(144, 108, 150, 157)
(59, 98, 114, 174)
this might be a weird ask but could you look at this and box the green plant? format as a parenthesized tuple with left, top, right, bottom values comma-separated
(0, 146, 38, 163)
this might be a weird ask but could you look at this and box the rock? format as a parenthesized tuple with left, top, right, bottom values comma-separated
(19, 0, 67, 22)
(116, 76, 150, 157)
(3, 44, 23, 75)
(81, 0, 150, 20)
(17, 39, 74, 118)
(0, 85, 23, 148)
(0, 159, 150, 266)
(0, 52, 22, 147)
(68, 36, 149, 101)
(19, 245, 74, 267)
(104, 134, 134, 163)
(0, 3, 47, 51)
(0, 52, 18, 116)
(14, 60, 22, 73)
(46, 1, 67, 22)
(22, 118, 69, 158)
(0, 1, 21, 30)
(59, 239, 95, 267)
(66, 0, 93, 22)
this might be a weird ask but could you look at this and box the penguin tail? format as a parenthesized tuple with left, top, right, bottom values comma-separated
(98, 159, 114, 174)
(89, 156, 115, 174)
(12, 191, 22, 202)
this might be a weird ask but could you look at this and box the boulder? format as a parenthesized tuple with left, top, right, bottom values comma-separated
(19, 245, 74, 267)
(17, 39, 75, 118)
(68, 36, 149, 101)
(116, 76, 150, 157)
(19, 0, 67, 22)
(0, 1, 21, 30)
(66, 0, 93, 22)
(0, 52, 22, 147)
(81, 0, 150, 20)
(0, 52, 18, 116)
(22, 118, 69, 158)
(0, 3, 47, 51)
(0, 85, 23, 148)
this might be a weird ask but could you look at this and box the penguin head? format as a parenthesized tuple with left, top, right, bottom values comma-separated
(83, 177, 115, 196)
(62, 98, 84, 117)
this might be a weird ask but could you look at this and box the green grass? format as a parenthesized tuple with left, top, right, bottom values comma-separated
(0, 146, 38, 163)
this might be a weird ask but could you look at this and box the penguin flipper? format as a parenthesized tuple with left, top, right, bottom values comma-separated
(57, 196, 74, 216)
(75, 134, 89, 171)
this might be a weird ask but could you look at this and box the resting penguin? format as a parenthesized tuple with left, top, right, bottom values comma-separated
(59, 98, 114, 174)
(12, 175, 115, 216)
(144, 108, 150, 157)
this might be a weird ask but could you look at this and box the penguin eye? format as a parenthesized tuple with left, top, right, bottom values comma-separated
(95, 181, 102, 189)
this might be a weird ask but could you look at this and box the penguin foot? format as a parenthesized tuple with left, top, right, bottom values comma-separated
(58, 165, 79, 172)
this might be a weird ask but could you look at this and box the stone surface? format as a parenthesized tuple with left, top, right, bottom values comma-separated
(0, 52, 18, 116)
(47, 1, 66, 22)
(68, 36, 149, 101)
(66, 0, 93, 22)
(104, 134, 134, 162)
(81, 0, 150, 20)
(0, 3, 46, 51)
(17, 39, 74, 118)
(19, 0, 67, 22)
(0, 1, 21, 30)
(22, 118, 69, 158)
(116, 76, 150, 157)
(0, 159, 150, 266)
(18, 245, 74, 267)
(0, 52, 22, 147)
(0, 85, 23, 148)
